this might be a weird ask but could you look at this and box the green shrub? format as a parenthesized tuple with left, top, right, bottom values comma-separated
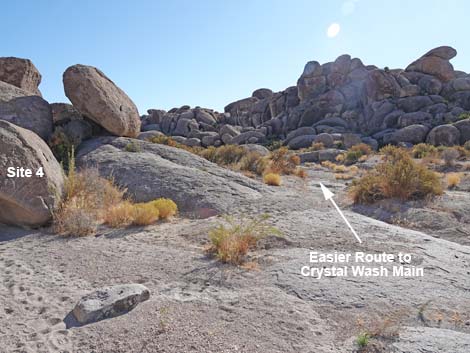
(344, 143, 372, 164)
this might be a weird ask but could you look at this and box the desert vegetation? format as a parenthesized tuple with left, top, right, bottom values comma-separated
(207, 215, 280, 265)
(53, 152, 177, 236)
(350, 146, 443, 204)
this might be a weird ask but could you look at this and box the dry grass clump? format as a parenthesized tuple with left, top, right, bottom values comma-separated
(263, 173, 282, 186)
(412, 143, 438, 158)
(322, 161, 360, 180)
(338, 143, 372, 165)
(150, 198, 178, 219)
(131, 203, 160, 226)
(103, 201, 134, 228)
(207, 215, 280, 265)
(441, 148, 460, 167)
(54, 151, 177, 235)
(446, 173, 462, 189)
(350, 146, 443, 204)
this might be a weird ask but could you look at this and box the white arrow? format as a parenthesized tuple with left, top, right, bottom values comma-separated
(319, 182, 362, 244)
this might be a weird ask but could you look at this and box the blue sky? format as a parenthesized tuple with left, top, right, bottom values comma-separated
(2, 0, 469, 113)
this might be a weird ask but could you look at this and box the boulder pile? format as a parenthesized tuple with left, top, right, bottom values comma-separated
(141, 45, 470, 149)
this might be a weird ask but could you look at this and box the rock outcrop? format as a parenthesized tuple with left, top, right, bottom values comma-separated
(0, 96, 53, 141)
(76, 137, 268, 218)
(63, 65, 141, 137)
(0, 57, 42, 96)
(0, 120, 64, 227)
(143, 45, 470, 149)
(0, 81, 31, 103)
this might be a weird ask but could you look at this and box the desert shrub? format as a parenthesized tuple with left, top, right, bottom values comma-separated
(49, 129, 75, 172)
(149, 135, 179, 147)
(446, 173, 461, 189)
(263, 173, 282, 186)
(54, 150, 176, 234)
(52, 202, 98, 237)
(53, 149, 127, 236)
(104, 201, 134, 228)
(350, 146, 442, 204)
(125, 141, 142, 153)
(412, 143, 438, 158)
(150, 198, 178, 219)
(207, 215, 280, 265)
(343, 143, 372, 164)
(441, 148, 460, 167)
(263, 138, 283, 151)
(268, 147, 300, 175)
(238, 152, 268, 175)
(457, 112, 470, 121)
(131, 203, 160, 226)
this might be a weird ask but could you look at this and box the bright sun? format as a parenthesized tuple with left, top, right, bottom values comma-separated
(327, 23, 341, 38)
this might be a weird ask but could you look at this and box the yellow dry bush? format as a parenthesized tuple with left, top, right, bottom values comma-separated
(446, 173, 462, 189)
(335, 173, 354, 180)
(263, 173, 282, 186)
(412, 143, 438, 159)
(131, 203, 160, 226)
(150, 198, 178, 219)
(104, 201, 134, 228)
(350, 146, 443, 204)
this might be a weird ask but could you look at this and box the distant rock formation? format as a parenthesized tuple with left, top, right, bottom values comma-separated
(142, 45, 470, 149)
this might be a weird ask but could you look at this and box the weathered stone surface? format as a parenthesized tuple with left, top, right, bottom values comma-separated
(398, 111, 432, 128)
(287, 134, 316, 149)
(240, 144, 270, 156)
(298, 148, 343, 163)
(342, 133, 362, 148)
(0, 57, 42, 96)
(426, 124, 460, 146)
(285, 127, 316, 145)
(50, 103, 83, 125)
(392, 327, 470, 353)
(252, 88, 273, 100)
(77, 137, 268, 217)
(72, 284, 150, 325)
(454, 118, 470, 144)
(0, 96, 53, 140)
(314, 133, 334, 147)
(389, 124, 430, 144)
(406, 46, 456, 82)
(0, 81, 31, 103)
(364, 69, 401, 102)
(230, 131, 265, 145)
(0, 120, 64, 226)
(63, 65, 141, 137)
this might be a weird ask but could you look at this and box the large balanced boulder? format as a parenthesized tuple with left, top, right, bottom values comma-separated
(72, 284, 150, 325)
(77, 137, 268, 218)
(406, 46, 456, 82)
(0, 57, 42, 96)
(63, 65, 141, 137)
(0, 120, 64, 227)
(0, 96, 53, 141)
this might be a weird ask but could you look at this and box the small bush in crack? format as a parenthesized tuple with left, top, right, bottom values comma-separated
(207, 215, 281, 265)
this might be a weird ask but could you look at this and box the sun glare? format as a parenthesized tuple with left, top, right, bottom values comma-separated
(327, 23, 341, 38)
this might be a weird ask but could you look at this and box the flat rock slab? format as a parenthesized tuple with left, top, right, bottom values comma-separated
(72, 284, 150, 325)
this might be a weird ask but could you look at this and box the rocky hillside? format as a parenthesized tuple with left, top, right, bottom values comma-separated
(141, 46, 470, 149)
